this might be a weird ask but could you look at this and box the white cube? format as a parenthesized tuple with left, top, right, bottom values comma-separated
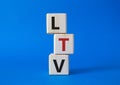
(54, 34, 74, 54)
(46, 13, 66, 34)
(49, 54, 69, 75)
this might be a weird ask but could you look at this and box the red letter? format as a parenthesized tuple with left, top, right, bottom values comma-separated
(59, 38, 69, 51)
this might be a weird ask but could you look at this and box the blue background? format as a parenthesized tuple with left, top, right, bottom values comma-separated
(0, 0, 120, 85)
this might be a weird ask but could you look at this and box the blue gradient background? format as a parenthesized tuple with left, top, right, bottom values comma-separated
(0, 0, 120, 85)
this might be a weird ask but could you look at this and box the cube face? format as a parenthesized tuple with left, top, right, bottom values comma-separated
(54, 34, 74, 54)
(49, 54, 69, 75)
(46, 13, 66, 34)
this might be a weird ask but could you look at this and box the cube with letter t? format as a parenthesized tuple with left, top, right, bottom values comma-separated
(54, 34, 74, 54)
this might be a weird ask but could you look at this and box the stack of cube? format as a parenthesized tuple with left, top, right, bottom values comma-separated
(46, 13, 74, 75)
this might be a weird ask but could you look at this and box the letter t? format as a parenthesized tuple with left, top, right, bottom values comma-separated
(59, 38, 69, 51)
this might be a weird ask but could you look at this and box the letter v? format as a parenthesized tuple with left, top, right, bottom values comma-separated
(53, 59, 65, 72)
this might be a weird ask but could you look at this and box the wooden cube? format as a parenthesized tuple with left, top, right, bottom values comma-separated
(46, 13, 66, 34)
(54, 34, 74, 54)
(49, 54, 69, 75)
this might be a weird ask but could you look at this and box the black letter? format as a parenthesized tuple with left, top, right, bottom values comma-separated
(51, 17, 59, 30)
(53, 59, 65, 72)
